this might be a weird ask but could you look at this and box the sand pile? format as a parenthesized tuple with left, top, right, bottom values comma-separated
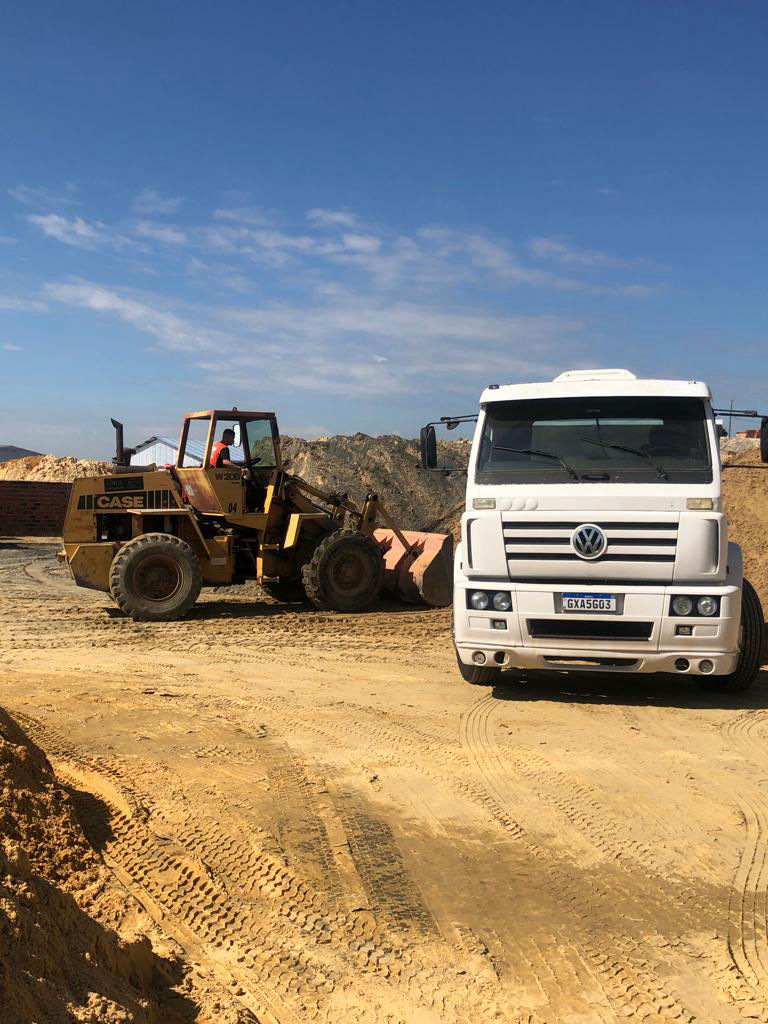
(722, 446, 768, 609)
(281, 433, 470, 531)
(0, 454, 112, 483)
(0, 707, 180, 1024)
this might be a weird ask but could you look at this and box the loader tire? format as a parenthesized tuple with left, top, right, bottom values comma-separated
(109, 533, 202, 621)
(703, 579, 764, 694)
(302, 530, 384, 612)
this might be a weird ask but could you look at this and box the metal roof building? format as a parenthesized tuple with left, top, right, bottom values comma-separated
(130, 436, 243, 467)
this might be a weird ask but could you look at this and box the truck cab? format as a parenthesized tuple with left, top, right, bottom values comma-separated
(431, 369, 765, 690)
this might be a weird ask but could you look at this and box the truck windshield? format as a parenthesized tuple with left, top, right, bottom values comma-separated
(476, 396, 713, 484)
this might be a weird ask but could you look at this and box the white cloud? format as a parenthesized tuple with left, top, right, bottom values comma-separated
(44, 280, 218, 351)
(43, 276, 588, 397)
(213, 207, 270, 226)
(0, 295, 48, 312)
(2, 343, 23, 351)
(530, 236, 625, 268)
(307, 208, 360, 228)
(28, 214, 135, 251)
(132, 188, 185, 214)
(341, 233, 381, 253)
(134, 220, 188, 244)
(8, 184, 79, 208)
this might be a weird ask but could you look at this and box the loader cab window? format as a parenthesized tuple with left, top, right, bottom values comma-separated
(211, 419, 245, 464)
(179, 417, 210, 467)
(245, 418, 277, 468)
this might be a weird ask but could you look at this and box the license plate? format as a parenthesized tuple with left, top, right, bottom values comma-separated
(562, 593, 617, 613)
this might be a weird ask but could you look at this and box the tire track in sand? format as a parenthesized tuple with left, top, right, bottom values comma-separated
(9, 712, 401, 1024)
(461, 694, 699, 1024)
(722, 711, 768, 994)
(13, 711, 517, 1024)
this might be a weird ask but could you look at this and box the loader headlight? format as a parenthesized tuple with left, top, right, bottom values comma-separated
(671, 595, 694, 616)
(492, 592, 512, 611)
(697, 596, 719, 617)
(470, 590, 490, 610)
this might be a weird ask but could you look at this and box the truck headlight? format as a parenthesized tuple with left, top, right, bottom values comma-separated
(672, 595, 694, 616)
(697, 596, 718, 616)
(470, 591, 489, 610)
(493, 592, 512, 611)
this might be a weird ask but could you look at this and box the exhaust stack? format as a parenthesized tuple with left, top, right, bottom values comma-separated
(111, 419, 136, 467)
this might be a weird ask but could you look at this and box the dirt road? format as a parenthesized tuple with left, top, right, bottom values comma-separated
(2, 540, 768, 1023)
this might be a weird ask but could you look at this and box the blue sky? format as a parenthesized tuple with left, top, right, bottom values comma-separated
(1, 1, 767, 457)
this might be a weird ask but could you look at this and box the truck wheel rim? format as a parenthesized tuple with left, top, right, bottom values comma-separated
(134, 555, 183, 602)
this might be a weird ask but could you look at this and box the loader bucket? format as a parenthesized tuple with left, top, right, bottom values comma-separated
(374, 529, 453, 607)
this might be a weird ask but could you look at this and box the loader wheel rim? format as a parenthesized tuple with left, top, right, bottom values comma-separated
(328, 549, 370, 597)
(133, 555, 184, 603)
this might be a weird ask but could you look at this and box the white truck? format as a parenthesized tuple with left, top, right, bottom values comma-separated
(421, 369, 767, 692)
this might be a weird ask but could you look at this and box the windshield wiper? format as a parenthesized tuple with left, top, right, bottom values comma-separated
(493, 446, 580, 480)
(578, 437, 669, 480)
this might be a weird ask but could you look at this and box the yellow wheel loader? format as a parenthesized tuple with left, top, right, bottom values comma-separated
(59, 409, 452, 621)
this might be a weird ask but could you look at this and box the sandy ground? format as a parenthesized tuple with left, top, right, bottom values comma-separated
(2, 538, 768, 1022)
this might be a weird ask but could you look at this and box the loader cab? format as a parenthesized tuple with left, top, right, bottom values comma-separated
(175, 409, 282, 519)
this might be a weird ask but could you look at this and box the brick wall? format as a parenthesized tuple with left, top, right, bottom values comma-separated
(0, 481, 72, 536)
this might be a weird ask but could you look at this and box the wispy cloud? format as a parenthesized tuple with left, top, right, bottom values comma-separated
(27, 214, 135, 251)
(0, 234, 16, 245)
(530, 236, 625, 268)
(44, 280, 218, 351)
(2, 343, 23, 351)
(307, 208, 360, 228)
(45, 277, 586, 396)
(134, 220, 188, 245)
(213, 207, 270, 226)
(0, 295, 48, 312)
(8, 183, 79, 209)
(132, 188, 185, 215)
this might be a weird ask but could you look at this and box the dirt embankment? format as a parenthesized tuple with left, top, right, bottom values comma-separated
(0, 455, 112, 483)
(0, 708, 173, 1023)
(281, 433, 469, 530)
(722, 444, 768, 608)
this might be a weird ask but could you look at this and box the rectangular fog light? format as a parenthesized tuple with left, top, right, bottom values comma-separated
(492, 619, 507, 630)
(676, 625, 693, 636)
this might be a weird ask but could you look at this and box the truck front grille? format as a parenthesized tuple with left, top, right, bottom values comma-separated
(501, 513, 679, 581)
(528, 619, 653, 641)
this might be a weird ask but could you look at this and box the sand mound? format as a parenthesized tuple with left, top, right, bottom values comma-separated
(722, 446, 768, 609)
(0, 708, 182, 1024)
(281, 433, 469, 531)
(0, 454, 113, 483)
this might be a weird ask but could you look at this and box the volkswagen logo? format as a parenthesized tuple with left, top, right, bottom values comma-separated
(571, 524, 607, 560)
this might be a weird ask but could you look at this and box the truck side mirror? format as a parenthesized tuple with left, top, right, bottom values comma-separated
(420, 425, 438, 470)
(761, 417, 768, 463)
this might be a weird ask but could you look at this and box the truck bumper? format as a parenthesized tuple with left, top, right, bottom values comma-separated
(455, 579, 743, 676)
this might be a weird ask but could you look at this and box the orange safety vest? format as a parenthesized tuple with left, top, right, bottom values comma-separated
(210, 442, 229, 467)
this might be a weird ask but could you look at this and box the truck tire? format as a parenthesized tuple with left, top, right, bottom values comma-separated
(456, 649, 502, 685)
(109, 533, 202, 621)
(707, 579, 764, 693)
(302, 530, 384, 612)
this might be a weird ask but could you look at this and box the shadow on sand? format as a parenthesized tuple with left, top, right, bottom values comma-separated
(490, 666, 768, 712)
